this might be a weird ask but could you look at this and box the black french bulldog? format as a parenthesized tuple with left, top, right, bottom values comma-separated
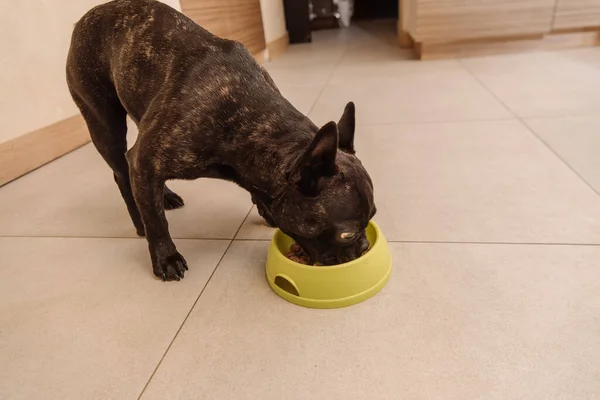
(66, 0, 376, 281)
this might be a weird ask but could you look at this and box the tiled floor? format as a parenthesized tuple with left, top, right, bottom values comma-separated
(2, 22, 600, 399)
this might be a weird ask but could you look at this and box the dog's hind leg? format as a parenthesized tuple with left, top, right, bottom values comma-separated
(66, 76, 148, 236)
(67, 78, 184, 235)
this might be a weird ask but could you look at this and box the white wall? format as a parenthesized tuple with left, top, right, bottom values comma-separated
(0, 0, 180, 144)
(259, 0, 287, 43)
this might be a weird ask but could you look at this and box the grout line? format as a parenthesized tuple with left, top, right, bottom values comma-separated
(3, 234, 600, 247)
(238, 239, 600, 246)
(385, 239, 600, 247)
(489, 112, 600, 121)
(232, 204, 256, 240)
(520, 119, 600, 197)
(0, 234, 233, 240)
(459, 58, 600, 199)
(457, 58, 517, 118)
(231, 237, 271, 242)
(355, 117, 517, 127)
(135, 206, 254, 400)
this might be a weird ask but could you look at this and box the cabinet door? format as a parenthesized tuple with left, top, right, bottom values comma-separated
(411, 0, 556, 43)
(180, 0, 266, 55)
(553, 0, 600, 30)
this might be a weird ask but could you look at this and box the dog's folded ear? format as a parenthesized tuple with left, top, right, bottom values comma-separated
(296, 121, 338, 197)
(337, 102, 355, 154)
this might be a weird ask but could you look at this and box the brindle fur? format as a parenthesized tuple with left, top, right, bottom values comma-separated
(66, 0, 375, 281)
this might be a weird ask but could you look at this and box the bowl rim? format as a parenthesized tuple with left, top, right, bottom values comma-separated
(271, 220, 382, 271)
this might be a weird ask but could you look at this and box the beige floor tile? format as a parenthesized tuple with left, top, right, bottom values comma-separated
(265, 22, 396, 77)
(141, 241, 600, 400)
(352, 19, 399, 46)
(0, 145, 252, 239)
(265, 64, 334, 87)
(308, 24, 389, 49)
(525, 116, 600, 193)
(330, 42, 461, 84)
(461, 51, 600, 118)
(0, 237, 229, 400)
(337, 41, 413, 63)
(264, 42, 345, 69)
(309, 69, 512, 126)
(277, 83, 325, 115)
(354, 120, 600, 243)
(559, 47, 600, 71)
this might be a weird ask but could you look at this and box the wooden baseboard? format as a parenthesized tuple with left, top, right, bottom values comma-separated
(0, 115, 90, 186)
(397, 18, 413, 49)
(266, 33, 289, 60)
(543, 29, 600, 50)
(398, 30, 414, 49)
(412, 29, 600, 60)
(253, 49, 267, 64)
(416, 34, 544, 60)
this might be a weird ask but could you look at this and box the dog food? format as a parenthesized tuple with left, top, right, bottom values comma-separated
(285, 243, 313, 265)
(285, 242, 370, 265)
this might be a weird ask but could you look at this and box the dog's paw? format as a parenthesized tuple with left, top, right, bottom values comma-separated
(164, 186, 185, 210)
(153, 252, 188, 281)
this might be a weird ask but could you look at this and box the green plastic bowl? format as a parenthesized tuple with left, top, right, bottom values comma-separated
(266, 221, 392, 309)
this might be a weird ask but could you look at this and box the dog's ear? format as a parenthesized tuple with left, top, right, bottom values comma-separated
(296, 121, 338, 196)
(337, 102, 355, 154)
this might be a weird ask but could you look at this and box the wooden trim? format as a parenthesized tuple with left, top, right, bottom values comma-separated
(253, 50, 266, 64)
(0, 115, 89, 186)
(266, 32, 289, 60)
(544, 29, 600, 49)
(397, 0, 414, 48)
(416, 34, 544, 60)
(415, 29, 600, 60)
(397, 22, 414, 48)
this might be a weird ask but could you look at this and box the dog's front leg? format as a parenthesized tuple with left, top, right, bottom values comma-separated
(129, 160, 188, 281)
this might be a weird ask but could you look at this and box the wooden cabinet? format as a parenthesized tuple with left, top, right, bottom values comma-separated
(553, 0, 600, 30)
(400, 0, 600, 59)
(180, 0, 266, 56)
(408, 0, 556, 43)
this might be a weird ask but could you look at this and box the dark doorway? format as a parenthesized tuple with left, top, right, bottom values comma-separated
(353, 0, 398, 20)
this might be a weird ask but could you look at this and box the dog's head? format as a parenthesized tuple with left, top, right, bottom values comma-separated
(272, 102, 376, 265)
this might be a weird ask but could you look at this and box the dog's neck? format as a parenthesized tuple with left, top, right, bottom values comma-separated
(235, 134, 308, 200)
(228, 112, 317, 200)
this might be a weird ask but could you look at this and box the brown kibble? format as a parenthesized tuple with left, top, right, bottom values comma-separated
(285, 241, 371, 266)
(285, 242, 314, 265)
(298, 256, 310, 264)
(288, 256, 302, 263)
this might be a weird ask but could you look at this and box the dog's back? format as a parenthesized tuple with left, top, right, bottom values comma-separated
(67, 0, 261, 124)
